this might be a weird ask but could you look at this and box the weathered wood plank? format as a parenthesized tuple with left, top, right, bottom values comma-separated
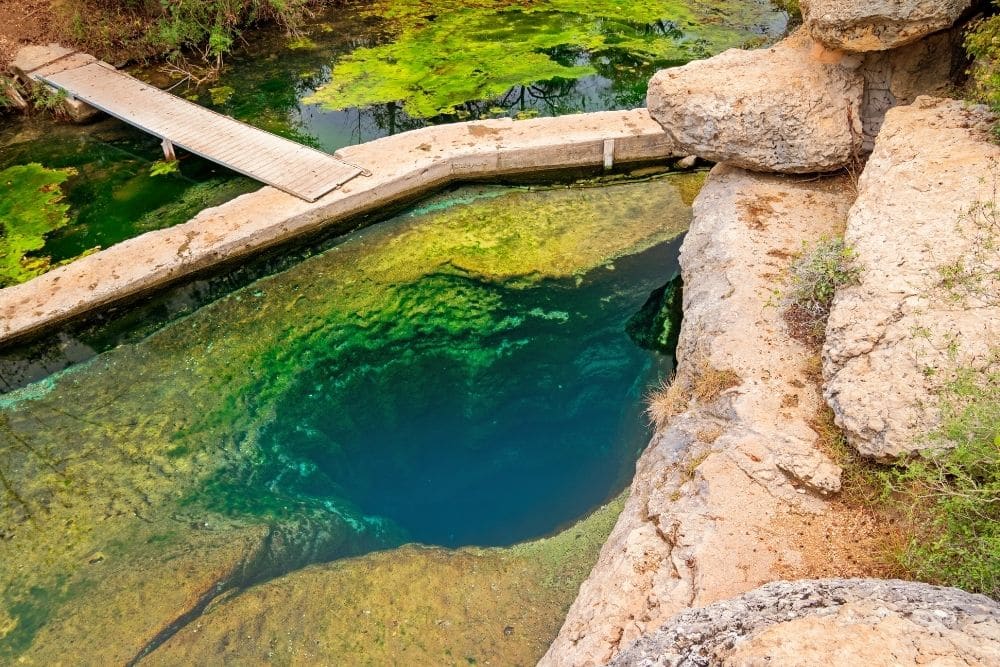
(36, 60, 364, 201)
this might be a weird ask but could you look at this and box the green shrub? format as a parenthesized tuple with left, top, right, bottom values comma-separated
(783, 237, 862, 343)
(967, 4, 1000, 136)
(887, 364, 1000, 597)
(59, 0, 317, 67)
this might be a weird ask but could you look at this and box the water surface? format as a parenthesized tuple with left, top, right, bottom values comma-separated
(0, 175, 695, 661)
(0, 0, 784, 277)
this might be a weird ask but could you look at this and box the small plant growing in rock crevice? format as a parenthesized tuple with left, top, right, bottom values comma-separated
(937, 163, 1000, 307)
(646, 361, 742, 431)
(783, 236, 862, 344)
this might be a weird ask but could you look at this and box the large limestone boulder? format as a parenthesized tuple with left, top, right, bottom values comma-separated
(541, 166, 858, 666)
(647, 32, 864, 174)
(611, 579, 1000, 666)
(802, 0, 972, 52)
(824, 97, 1000, 458)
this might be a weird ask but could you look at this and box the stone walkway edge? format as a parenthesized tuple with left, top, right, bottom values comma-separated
(0, 109, 677, 346)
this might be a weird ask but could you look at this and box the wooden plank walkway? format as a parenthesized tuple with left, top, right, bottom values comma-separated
(26, 50, 365, 202)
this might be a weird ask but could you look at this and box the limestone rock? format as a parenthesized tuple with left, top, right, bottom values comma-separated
(610, 579, 1000, 666)
(541, 165, 856, 666)
(824, 97, 1000, 458)
(646, 32, 863, 174)
(802, 1, 971, 52)
(859, 28, 966, 150)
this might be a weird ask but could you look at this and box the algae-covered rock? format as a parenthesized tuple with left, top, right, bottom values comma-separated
(305, 0, 786, 118)
(0, 163, 75, 287)
(144, 496, 625, 665)
(626, 275, 683, 357)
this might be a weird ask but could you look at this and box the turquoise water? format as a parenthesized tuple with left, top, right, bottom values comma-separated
(227, 237, 681, 547)
(0, 178, 693, 660)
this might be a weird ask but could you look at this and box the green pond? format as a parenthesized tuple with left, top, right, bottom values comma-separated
(0, 175, 696, 662)
(0, 0, 785, 284)
(0, 0, 787, 659)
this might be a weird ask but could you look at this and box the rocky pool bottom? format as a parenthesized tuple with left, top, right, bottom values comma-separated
(0, 174, 699, 662)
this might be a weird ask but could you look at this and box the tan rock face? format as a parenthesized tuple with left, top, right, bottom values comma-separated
(646, 32, 864, 174)
(859, 28, 965, 150)
(824, 97, 1000, 459)
(541, 165, 856, 666)
(802, 0, 972, 52)
(610, 579, 1000, 666)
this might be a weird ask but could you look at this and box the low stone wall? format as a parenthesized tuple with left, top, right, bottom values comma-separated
(0, 109, 677, 345)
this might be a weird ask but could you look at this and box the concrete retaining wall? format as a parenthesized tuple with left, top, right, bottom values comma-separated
(0, 109, 678, 345)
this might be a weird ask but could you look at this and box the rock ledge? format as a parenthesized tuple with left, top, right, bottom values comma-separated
(611, 579, 1000, 666)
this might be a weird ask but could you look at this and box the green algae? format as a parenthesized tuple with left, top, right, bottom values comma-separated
(305, 0, 784, 117)
(0, 164, 78, 287)
(145, 494, 626, 665)
(0, 175, 698, 661)
(627, 274, 684, 356)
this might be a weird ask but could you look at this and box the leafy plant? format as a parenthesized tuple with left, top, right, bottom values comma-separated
(887, 364, 1000, 597)
(783, 236, 862, 343)
(30, 86, 68, 115)
(0, 164, 77, 287)
(966, 4, 1000, 137)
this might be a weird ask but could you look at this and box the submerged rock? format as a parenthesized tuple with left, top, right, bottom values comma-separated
(141, 497, 624, 665)
(646, 32, 864, 174)
(824, 97, 1000, 458)
(802, 0, 972, 52)
(626, 275, 683, 357)
(0, 178, 695, 662)
(611, 579, 1000, 666)
(542, 165, 856, 667)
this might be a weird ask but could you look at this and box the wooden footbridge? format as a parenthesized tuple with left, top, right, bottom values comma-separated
(14, 46, 367, 202)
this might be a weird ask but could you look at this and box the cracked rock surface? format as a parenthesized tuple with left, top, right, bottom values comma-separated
(540, 165, 854, 666)
(824, 97, 1000, 459)
(802, 0, 972, 52)
(646, 31, 864, 174)
(610, 579, 1000, 666)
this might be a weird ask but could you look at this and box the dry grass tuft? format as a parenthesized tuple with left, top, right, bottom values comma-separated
(646, 362, 742, 431)
(691, 366, 741, 403)
(646, 374, 688, 431)
(695, 424, 725, 444)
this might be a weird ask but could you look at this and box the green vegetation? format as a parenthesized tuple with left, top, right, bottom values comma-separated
(0, 164, 78, 287)
(61, 0, 319, 68)
(783, 236, 862, 343)
(938, 165, 1000, 307)
(304, 0, 782, 117)
(889, 365, 1000, 597)
(966, 4, 1000, 136)
(148, 159, 181, 177)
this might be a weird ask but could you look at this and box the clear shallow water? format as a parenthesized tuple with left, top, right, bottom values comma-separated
(0, 176, 695, 659)
(0, 0, 783, 275)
